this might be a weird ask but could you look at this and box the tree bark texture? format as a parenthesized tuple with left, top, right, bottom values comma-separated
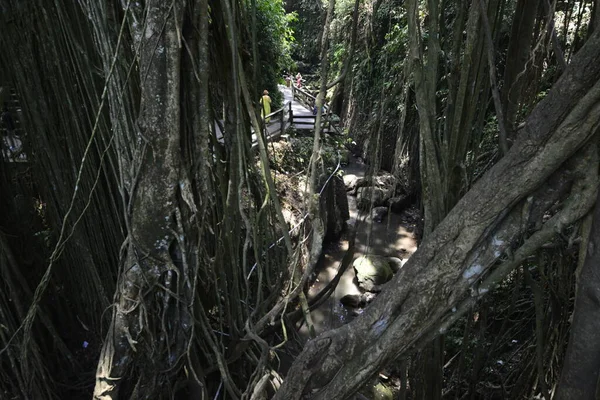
(94, 2, 188, 398)
(501, 0, 539, 136)
(407, 0, 445, 233)
(556, 184, 600, 399)
(273, 30, 600, 400)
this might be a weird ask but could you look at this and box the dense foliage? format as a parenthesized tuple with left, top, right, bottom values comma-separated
(284, 0, 599, 398)
(252, 0, 297, 106)
(1, 0, 599, 399)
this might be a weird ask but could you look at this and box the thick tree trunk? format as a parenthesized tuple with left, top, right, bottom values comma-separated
(501, 0, 539, 137)
(445, 0, 486, 201)
(556, 185, 600, 399)
(590, 0, 600, 38)
(94, 2, 186, 398)
(407, 0, 445, 233)
(273, 30, 600, 400)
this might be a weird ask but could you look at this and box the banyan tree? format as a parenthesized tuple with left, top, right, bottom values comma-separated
(1, 0, 600, 399)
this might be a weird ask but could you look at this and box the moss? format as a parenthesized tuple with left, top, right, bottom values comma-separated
(372, 382, 394, 400)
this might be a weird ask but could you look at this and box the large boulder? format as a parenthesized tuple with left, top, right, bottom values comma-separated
(272, 170, 349, 244)
(320, 175, 350, 241)
(372, 383, 393, 400)
(373, 172, 396, 188)
(343, 174, 360, 192)
(359, 382, 394, 400)
(344, 175, 371, 195)
(353, 255, 394, 292)
(340, 294, 365, 308)
(357, 187, 391, 209)
(340, 292, 380, 309)
(344, 172, 397, 195)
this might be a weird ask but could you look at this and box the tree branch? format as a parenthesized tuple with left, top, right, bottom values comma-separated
(326, 0, 360, 90)
(273, 30, 600, 400)
(478, 0, 509, 155)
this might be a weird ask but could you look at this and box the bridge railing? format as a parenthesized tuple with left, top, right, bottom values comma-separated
(255, 85, 342, 147)
(291, 84, 340, 134)
(263, 101, 292, 136)
(292, 85, 317, 110)
(251, 101, 293, 150)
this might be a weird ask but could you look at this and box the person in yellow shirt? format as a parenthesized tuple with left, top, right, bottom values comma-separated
(260, 90, 271, 123)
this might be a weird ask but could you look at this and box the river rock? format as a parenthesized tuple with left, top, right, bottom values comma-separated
(372, 382, 393, 400)
(371, 206, 388, 222)
(363, 292, 377, 303)
(357, 187, 389, 209)
(387, 256, 405, 273)
(340, 292, 379, 308)
(345, 176, 371, 195)
(343, 174, 359, 191)
(340, 294, 365, 308)
(353, 255, 393, 292)
(373, 172, 396, 189)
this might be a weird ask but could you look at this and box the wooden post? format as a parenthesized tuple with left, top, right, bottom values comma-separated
(289, 101, 293, 125)
(280, 108, 284, 135)
(263, 113, 267, 139)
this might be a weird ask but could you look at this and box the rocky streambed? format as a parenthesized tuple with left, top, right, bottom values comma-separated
(301, 155, 421, 338)
(291, 155, 421, 398)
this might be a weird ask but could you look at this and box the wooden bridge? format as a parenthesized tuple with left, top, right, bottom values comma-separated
(2, 83, 341, 162)
(216, 84, 341, 148)
(258, 84, 341, 142)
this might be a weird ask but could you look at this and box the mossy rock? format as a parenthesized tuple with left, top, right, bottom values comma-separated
(353, 255, 393, 291)
(356, 186, 388, 209)
(372, 382, 393, 400)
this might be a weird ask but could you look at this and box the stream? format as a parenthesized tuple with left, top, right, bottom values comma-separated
(299, 155, 420, 339)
